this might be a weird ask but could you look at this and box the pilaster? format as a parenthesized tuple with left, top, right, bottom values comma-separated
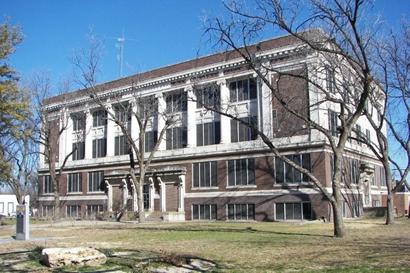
(186, 85, 197, 148)
(219, 79, 231, 144)
(156, 94, 166, 151)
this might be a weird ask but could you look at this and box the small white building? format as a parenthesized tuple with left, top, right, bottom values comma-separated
(0, 194, 20, 217)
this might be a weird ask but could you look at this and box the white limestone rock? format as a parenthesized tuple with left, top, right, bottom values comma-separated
(41, 247, 107, 268)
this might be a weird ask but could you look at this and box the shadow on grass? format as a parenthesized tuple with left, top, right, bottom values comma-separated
(100, 225, 334, 238)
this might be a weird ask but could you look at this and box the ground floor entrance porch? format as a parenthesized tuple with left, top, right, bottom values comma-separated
(103, 168, 186, 221)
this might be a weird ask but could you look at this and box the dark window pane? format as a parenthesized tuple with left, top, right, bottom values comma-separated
(228, 204, 235, 220)
(286, 203, 294, 220)
(293, 155, 302, 183)
(228, 160, 235, 186)
(211, 204, 217, 220)
(193, 205, 199, 220)
(285, 157, 293, 183)
(248, 204, 255, 220)
(229, 82, 236, 102)
(294, 203, 302, 220)
(275, 157, 284, 183)
(303, 203, 312, 220)
(302, 154, 311, 182)
(211, 161, 217, 187)
(214, 122, 221, 144)
(193, 163, 199, 188)
(249, 78, 257, 99)
(231, 119, 238, 142)
(248, 158, 255, 185)
(197, 124, 203, 146)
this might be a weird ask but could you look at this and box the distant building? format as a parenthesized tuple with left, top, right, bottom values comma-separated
(38, 33, 388, 221)
(0, 194, 19, 217)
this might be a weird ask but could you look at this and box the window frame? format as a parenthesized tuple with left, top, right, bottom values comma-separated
(226, 203, 255, 220)
(44, 175, 53, 194)
(228, 77, 257, 103)
(192, 161, 218, 188)
(88, 171, 104, 192)
(274, 154, 311, 184)
(275, 202, 312, 221)
(192, 204, 217, 220)
(67, 173, 82, 193)
(227, 158, 256, 187)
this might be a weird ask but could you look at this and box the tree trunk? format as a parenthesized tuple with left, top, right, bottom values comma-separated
(385, 165, 395, 224)
(137, 181, 145, 223)
(331, 198, 346, 238)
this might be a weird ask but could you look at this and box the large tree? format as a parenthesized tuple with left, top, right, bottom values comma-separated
(0, 22, 28, 182)
(203, 0, 382, 237)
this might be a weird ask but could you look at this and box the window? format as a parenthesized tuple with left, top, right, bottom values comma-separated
(229, 78, 257, 102)
(272, 109, 278, 130)
(192, 204, 217, 220)
(42, 205, 54, 217)
(197, 122, 220, 146)
(193, 161, 218, 188)
(195, 84, 220, 108)
(365, 129, 371, 143)
(92, 110, 107, 127)
(113, 104, 131, 128)
(329, 110, 339, 136)
(66, 205, 81, 218)
(350, 159, 360, 184)
(355, 124, 362, 145)
(44, 175, 53, 194)
(379, 166, 386, 186)
(92, 138, 107, 158)
(275, 202, 312, 220)
(231, 116, 258, 142)
(0, 202, 4, 213)
(326, 68, 336, 93)
(275, 154, 311, 184)
(68, 173, 82, 193)
(227, 158, 255, 186)
(227, 204, 255, 220)
(8, 202, 14, 214)
(114, 135, 129, 156)
(145, 131, 157, 152)
(166, 91, 187, 112)
(88, 171, 103, 192)
(166, 127, 187, 150)
(72, 113, 85, 131)
(87, 205, 103, 217)
(72, 141, 85, 160)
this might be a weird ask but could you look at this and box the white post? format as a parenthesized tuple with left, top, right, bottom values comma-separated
(130, 182, 138, 212)
(156, 94, 167, 151)
(105, 180, 113, 212)
(85, 109, 93, 159)
(131, 99, 140, 152)
(178, 175, 185, 212)
(260, 75, 273, 138)
(219, 79, 231, 144)
(148, 177, 155, 212)
(186, 85, 197, 148)
(157, 176, 166, 212)
(121, 179, 128, 209)
(106, 106, 115, 157)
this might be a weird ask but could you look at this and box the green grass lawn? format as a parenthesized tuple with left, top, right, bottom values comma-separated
(0, 217, 409, 272)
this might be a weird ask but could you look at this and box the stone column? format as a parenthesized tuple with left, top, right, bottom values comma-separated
(156, 94, 166, 151)
(121, 179, 128, 209)
(186, 85, 197, 148)
(85, 109, 93, 159)
(105, 180, 112, 212)
(106, 106, 115, 157)
(219, 79, 231, 144)
(259, 72, 273, 138)
(148, 177, 155, 212)
(130, 182, 138, 212)
(59, 108, 68, 163)
(131, 99, 139, 152)
(178, 175, 185, 212)
(157, 176, 166, 212)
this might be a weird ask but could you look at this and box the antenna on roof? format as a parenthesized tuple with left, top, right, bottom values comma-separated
(116, 32, 125, 78)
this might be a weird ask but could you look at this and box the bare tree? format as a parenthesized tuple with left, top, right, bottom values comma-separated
(202, 0, 382, 237)
(71, 36, 178, 222)
(30, 73, 77, 219)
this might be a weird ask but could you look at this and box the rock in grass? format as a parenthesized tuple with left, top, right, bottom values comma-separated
(41, 247, 107, 268)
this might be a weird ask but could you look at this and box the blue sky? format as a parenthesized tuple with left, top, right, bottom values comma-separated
(3, 0, 409, 93)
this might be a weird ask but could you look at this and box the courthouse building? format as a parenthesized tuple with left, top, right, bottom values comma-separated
(38, 33, 388, 221)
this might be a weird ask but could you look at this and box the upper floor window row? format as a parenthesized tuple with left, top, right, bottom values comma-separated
(229, 78, 257, 102)
(166, 91, 187, 113)
(113, 104, 131, 125)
